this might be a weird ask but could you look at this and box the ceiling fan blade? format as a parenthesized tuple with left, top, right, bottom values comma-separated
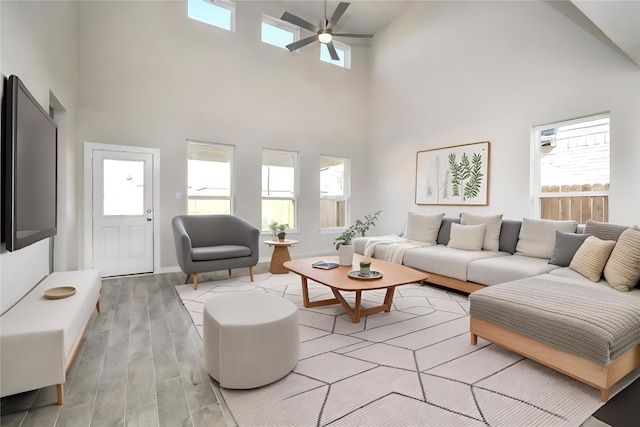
(327, 42, 340, 61)
(332, 33, 375, 38)
(329, 2, 350, 28)
(286, 35, 318, 52)
(281, 11, 317, 33)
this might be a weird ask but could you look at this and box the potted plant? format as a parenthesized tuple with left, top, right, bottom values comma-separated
(276, 223, 288, 241)
(334, 211, 381, 266)
(334, 210, 381, 249)
(359, 261, 371, 276)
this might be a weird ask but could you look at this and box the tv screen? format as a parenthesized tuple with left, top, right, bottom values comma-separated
(2, 75, 58, 252)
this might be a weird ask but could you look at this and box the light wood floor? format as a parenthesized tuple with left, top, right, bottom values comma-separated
(0, 266, 267, 427)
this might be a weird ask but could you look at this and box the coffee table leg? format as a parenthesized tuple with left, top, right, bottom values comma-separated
(301, 277, 339, 309)
(301, 277, 310, 308)
(383, 286, 396, 312)
(331, 288, 361, 323)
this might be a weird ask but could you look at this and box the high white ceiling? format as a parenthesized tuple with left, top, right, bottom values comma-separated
(266, 1, 639, 66)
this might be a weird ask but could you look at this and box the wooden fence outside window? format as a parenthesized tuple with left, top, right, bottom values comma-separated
(540, 183, 609, 224)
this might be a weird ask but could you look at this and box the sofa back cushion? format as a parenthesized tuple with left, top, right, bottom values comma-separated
(585, 219, 628, 242)
(404, 212, 445, 244)
(461, 212, 503, 251)
(515, 218, 578, 259)
(437, 217, 461, 245)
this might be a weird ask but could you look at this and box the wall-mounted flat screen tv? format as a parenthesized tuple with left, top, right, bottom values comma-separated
(2, 75, 58, 252)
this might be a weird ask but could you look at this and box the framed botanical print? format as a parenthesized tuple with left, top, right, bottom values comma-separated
(415, 141, 490, 206)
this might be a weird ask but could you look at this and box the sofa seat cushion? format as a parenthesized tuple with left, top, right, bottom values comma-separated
(192, 245, 251, 261)
(402, 245, 508, 281)
(469, 277, 640, 364)
(467, 254, 560, 286)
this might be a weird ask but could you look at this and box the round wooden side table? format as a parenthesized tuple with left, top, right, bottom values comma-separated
(264, 239, 299, 274)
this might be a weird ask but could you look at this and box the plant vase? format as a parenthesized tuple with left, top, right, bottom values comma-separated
(278, 232, 286, 242)
(338, 244, 354, 266)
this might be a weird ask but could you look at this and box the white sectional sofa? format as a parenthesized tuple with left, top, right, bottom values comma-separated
(0, 269, 101, 404)
(354, 212, 640, 400)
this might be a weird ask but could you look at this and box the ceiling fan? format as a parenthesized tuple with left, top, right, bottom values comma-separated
(281, 1, 374, 60)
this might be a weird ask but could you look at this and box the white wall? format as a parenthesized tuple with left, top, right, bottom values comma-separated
(76, 0, 373, 268)
(0, 0, 79, 313)
(368, 0, 640, 235)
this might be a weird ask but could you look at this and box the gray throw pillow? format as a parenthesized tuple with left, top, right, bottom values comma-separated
(548, 231, 590, 267)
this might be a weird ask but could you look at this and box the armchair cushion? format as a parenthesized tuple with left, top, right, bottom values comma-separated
(192, 245, 252, 261)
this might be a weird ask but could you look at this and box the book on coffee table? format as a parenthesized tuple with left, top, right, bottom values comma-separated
(311, 261, 339, 270)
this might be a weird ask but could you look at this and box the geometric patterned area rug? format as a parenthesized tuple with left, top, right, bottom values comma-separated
(176, 272, 639, 427)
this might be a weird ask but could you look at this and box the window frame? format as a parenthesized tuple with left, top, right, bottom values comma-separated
(186, 140, 235, 215)
(320, 40, 351, 69)
(187, 0, 236, 32)
(261, 149, 299, 232)
(531, 112, 610, 221)
(261, 14, 300, 50)
(320, 155, 350, 232)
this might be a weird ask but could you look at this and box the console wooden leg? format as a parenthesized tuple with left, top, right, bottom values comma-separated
(57, 384, 64, 405)
(601, 388, 610, 402)
(470, 333, 478, 345)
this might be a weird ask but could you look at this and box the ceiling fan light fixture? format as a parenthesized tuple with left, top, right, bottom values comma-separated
(318, 32, 332, 44)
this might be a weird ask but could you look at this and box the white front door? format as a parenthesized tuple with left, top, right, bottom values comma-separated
(91, 149, 154, 277)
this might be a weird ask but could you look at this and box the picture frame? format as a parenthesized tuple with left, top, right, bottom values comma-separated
(415, 141, 490, 206)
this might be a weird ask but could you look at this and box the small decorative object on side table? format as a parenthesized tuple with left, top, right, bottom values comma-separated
(264, 239, 299, 274)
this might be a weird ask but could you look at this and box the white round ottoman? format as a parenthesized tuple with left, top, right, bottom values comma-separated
(203, 292, 299, 389)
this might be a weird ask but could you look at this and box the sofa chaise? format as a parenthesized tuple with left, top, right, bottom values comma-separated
(354, 212, 640, 400)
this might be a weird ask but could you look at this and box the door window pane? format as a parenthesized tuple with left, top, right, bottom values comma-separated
(103, 159, 144, 216)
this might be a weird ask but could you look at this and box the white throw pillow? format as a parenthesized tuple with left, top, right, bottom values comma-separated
(461, 212, 503, 251)
(515, 218, 577, 259)
(403, 212, 445, 244)
(447, 223, 486, 251)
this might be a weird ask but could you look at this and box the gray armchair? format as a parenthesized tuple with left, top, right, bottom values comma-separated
(172, 214, 260, 289)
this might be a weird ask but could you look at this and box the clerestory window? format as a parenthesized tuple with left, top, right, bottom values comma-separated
(320, 40, 351, 69)
(262, 15, 299, 50)
(187, 0, 235, 32)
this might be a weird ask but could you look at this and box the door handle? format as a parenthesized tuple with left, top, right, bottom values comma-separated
(147, 218, 152, 222)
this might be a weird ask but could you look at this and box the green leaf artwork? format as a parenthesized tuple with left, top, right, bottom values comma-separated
(416, 141, 490, 206)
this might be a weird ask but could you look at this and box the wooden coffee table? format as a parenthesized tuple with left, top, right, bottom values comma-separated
(284, 254, 428, 323)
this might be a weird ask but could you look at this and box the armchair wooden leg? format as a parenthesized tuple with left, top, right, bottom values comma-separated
(228, 269, 232, 277)
(249, 266, 254, 282)
(185, 274, 191, 285)
(193, 273, 198, 290)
